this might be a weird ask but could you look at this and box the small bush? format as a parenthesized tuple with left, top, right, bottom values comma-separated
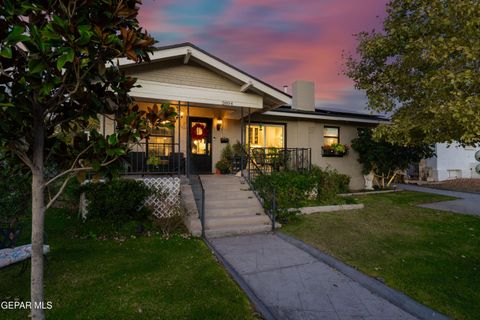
(252, 166, 351, 224)
(215, 158, 231, 174)
(82, 179, 152, 223)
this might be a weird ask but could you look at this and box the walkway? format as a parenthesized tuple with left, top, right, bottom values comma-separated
(210, 233, 419, 320)
(398, 183, 480, 216)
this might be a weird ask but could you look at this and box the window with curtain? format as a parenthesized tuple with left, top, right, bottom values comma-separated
(323, 126, 339, 146)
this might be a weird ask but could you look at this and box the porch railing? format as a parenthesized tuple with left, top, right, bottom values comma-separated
(123, 142, 184, 176)
(188, 158, 205, 237)
(248, 147, 311, 178)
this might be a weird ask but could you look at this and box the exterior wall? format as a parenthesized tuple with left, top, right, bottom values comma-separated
(125, 60, 240, 92)
(251, 114, 371, 190)
(425, 143, 480, 181)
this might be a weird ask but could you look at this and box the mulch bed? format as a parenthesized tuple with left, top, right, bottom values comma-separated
(425, 178, 480, 193)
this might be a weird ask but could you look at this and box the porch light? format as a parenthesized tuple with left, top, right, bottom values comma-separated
(216, 118, 223, 131)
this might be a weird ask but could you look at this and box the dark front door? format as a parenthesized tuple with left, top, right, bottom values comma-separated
(189, 117, 212, 174)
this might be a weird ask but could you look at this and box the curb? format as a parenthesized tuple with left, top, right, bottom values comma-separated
(203, 238, 277, 320)
(276, 232, 449, 320)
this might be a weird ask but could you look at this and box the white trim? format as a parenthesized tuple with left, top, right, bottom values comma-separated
(131, 79, 263, 109)
(264, 110, 389, 124)
(240, 81, 253, 93)
(118, 44, 291, 105)
(183, 49, 191, 64)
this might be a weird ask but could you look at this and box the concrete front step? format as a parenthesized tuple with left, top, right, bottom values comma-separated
(205, 198, 260, 210)
(206, 206, 264, 217)
(205, 191, 256, 201)
(205, 223, 272, 238)
(205, 214, 270, 228)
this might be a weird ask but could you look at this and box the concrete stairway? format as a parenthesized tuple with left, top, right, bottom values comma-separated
(183, 175, 272, 237)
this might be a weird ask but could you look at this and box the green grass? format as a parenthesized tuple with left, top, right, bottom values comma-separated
(0, 209, 256, 320)
(299, 196, 359, 207)
(283, 191, 480, 320)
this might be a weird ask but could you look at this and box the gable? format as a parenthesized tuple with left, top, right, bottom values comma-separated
(124, 59, 241, 92)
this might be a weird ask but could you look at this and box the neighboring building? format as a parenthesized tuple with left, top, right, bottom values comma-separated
(421, 143, 480, 181)
(103, 43, 388, 190)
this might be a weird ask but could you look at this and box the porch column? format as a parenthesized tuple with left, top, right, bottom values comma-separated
(240, 107, 244, 176)
(177, 102, 181, 177)
(247, 107, 251, 181)
(186, 102, 190, 179)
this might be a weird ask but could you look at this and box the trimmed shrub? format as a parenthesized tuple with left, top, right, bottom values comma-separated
(252, 166, 351, 222)
(82, 179, 152, 223)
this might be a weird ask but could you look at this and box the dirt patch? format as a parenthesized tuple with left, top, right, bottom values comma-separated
(425, 178, 480, 193)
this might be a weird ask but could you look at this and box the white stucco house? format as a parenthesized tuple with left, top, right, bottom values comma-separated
(421, 143, 480, 181)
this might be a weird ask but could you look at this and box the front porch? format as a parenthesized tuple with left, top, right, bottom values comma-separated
(113, 101, 312, 177)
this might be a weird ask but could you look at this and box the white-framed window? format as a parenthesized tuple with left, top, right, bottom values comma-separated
(246, 123, 285, 148)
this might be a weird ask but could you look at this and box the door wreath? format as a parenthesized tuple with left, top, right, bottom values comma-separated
(190, 123, 208, 140)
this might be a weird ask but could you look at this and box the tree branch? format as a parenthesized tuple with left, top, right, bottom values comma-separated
(45, 144, 93, 186)
(45, 155, 118, 187)
(45, 174, 74, 210)
(14, 150, 33, 171)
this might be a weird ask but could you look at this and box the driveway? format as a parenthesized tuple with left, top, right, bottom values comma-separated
(210, 233, 422, 320)
(398, 183, 480, 216)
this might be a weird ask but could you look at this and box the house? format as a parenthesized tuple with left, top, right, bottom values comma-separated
(419, 143, 480, 181)
(100, 43, 388, 190)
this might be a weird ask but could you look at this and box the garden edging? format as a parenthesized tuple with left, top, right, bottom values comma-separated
(289, 203, 364, 215)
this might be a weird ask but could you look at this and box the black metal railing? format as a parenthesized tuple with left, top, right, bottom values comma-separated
(123, 142, 184, 175)
(248, 147, 311, 177)
(188, 160, 205, 237)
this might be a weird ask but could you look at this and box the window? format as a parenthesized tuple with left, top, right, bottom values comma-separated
(323, 126, 339, 146)
(148, 127, 174, 158)
(246, 124, 285, 148)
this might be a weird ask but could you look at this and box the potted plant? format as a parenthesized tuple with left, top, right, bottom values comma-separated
(322, 143, 349, 157)
(215, 159, 231, 174)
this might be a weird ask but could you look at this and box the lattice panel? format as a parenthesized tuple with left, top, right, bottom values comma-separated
(138, 177, 181, 218)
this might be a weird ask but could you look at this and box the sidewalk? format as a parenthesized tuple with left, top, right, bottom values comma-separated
(398, 183, 480, 216)
(210, 233, 420, 320)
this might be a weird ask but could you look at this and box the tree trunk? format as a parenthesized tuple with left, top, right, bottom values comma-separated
(31, 108, 45, 320)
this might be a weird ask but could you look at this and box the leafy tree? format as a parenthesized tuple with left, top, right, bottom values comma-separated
(351, 128, 434, 187)
(0, 1, 175, 318)
(345, 0, 480, 146)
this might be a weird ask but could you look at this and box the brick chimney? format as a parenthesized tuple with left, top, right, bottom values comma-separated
(292, 80, 315, 112)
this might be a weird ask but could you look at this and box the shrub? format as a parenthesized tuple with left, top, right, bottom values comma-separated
(252, 166, 351, 224)
(0, 160, 31, 224)
(215, 159, 231, 174)
(82, 179, 152, 223)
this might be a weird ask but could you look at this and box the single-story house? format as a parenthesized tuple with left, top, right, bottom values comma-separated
(100, 43, 388, 190)
(418, 143, 480, 181)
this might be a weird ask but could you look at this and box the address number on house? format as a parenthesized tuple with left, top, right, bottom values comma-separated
(222, 100, 234, 106)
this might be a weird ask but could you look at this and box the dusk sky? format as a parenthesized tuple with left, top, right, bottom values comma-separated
(138, 0, 388, 114)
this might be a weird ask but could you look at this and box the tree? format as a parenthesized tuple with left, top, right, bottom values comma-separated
(351, 128, 434, 187)
(345, 0, 480, 146)
(0, 1, 175, 318)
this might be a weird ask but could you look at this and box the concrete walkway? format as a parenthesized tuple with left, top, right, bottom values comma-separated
(210, 234, 418, 320)
(398, 183, 480, 216)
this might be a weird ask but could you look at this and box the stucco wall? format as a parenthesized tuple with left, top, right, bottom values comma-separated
(425, 143, 480, 181)
(125, 60, 240, 92)
(251, 114, 371, 190)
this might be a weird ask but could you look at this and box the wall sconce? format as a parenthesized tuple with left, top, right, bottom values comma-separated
(216, 118, 223, 131)
(180, 112, 184, 118)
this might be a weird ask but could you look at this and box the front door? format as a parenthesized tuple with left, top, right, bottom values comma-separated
(189, 117, 212, 174)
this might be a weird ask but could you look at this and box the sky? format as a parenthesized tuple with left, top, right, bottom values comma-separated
(138, 0, 388, 114)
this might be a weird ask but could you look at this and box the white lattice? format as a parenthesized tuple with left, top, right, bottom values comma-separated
(138, 177, 181, 218)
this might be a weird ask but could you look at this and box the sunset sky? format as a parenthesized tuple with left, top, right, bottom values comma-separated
(138, 0, 388, 113)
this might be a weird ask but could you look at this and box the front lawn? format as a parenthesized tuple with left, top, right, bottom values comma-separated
(0, 209, 256, 320)
(283, 191, 480, 320)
